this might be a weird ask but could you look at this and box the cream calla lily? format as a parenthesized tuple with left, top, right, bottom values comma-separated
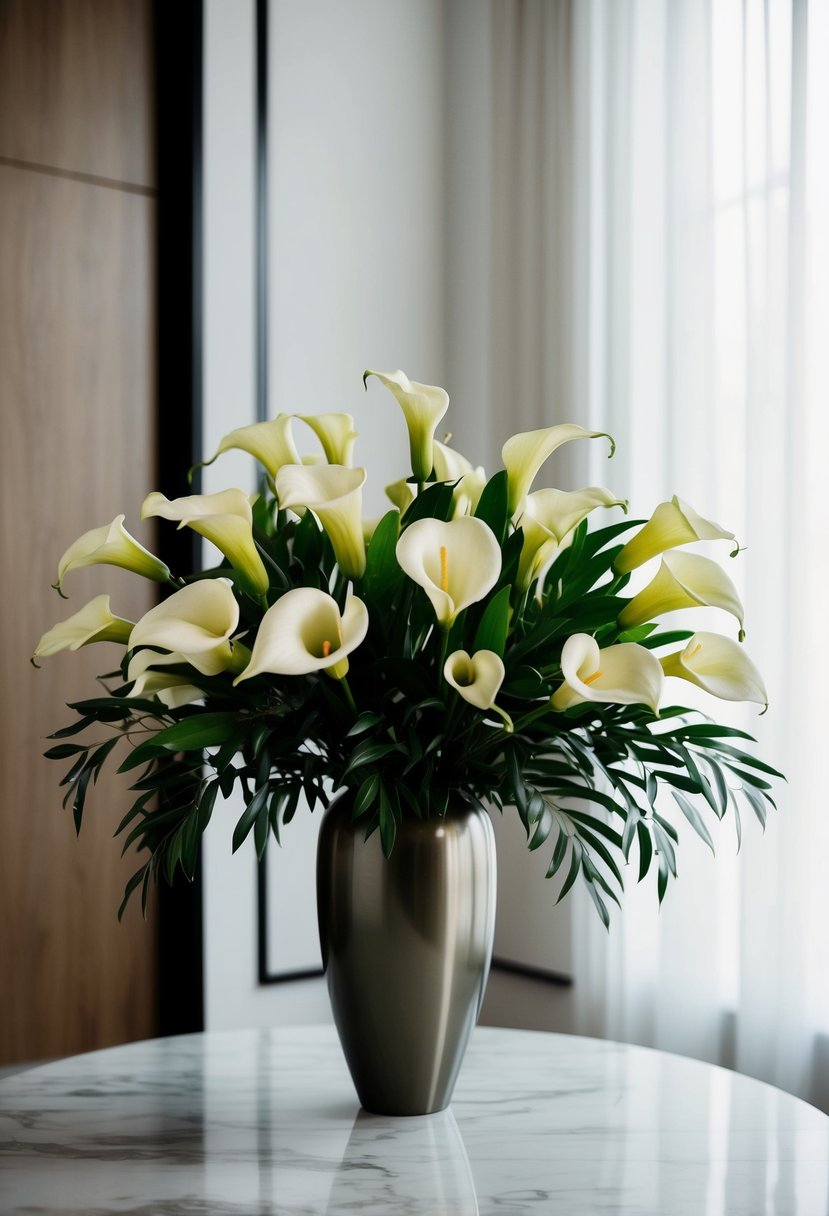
(274, 463, 367, 578)
(126, 648, 203, 709)
(297, 413, 358, 466)
(502, 424, 615, 516)
(234, 588, 368, 683)
(517, 486, 627, 593)
(617, 552, 745, 638)
(551, 633, 663, 715)
(129, 578, 246, 676)
(54, 515, 170, 594)
(614, 496, 737, 574)
(385, 477, 417, 514)
(141, 489, 269, 598)
(444, 649, 512, 729)
(199, 414, 300, 481)
(364, 368, 449, 482)
(660, 631, 768, 708)
(433, 441, 487, 517)
(33, 595, 134, 661)
(395, 517, 501, 628)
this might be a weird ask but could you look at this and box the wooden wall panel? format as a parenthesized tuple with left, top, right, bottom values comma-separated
(0, 0, 155, 189)
(0, 0, 158, 1066)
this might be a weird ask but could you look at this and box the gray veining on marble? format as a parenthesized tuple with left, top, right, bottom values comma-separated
(1, 1025, 828, 1215)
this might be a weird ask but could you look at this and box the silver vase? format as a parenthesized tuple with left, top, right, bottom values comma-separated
(316, 793, 496, 1116)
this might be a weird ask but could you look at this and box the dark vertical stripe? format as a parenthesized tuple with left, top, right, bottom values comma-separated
(256, 0, 269, 425)
(153, 0, 205, 1036)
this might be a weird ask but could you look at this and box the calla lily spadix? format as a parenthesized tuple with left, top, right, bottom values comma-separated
(502, 424, 615, 517)
(660, 631, 768, 709)
(33, 595, 134, 663)
(127, 647, 204, 709)
(297, 413, 358, 467)
(396, 516, 501, 628)
(614, 495, 737, 575)
(130, 578, 248, 676)
(364, 368, 449, 483)
(551, 633, 664, 715)
(617, 551, 745, 638)
(197, 414, 300, 481)
(274, 463, 367, 579)
(54, 515, 170, 595)
(235, 588, 368, 683)
(142, 489, 269, 598)
(444, 649, 512, 730)
(516, 486, 627, 593)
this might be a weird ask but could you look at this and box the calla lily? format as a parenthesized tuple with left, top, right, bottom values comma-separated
(617, 552, 745, 638)
(234, 588, 368, 683)
(141, 489, 269, 598)
(502, 424, 615, 516)
(551, 633, 663, 715)
(385, 477, 417, 514)
(129, 578, 247, 676)
(660, 631, 768, 709)
(198, 414, 300, 481)
(33, 595, 134, 662)
(297, 413, 358, 466)
(517, 486, 627, 592)
(444, 649, 512, 730)
(434, 441, 487, 517)
(54, 515, 170, 594)
(364, 368, 449, 483)
(396, 517, 501, 628)
(126, 648, 203, 709)
(274, 464, 367, 579)
(614, 496, 737, 574)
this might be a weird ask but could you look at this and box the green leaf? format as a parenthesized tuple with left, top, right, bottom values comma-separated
(343, 738, 399, 776)
(637, 822, 653, 882)
(473, 585, 511, 658)
(401, 481, 455, 525)
(232, 783, 270, 853)
(352, 773, 380, 820)
(346, 712, 382, 739)
(672, 791, 716, 853)
(44, 743, 88, 760)
(118, 864, 150, 922)
(117, 713, 240, 772)
(363, 510, 402, 601)
(473, 470, 509, 543)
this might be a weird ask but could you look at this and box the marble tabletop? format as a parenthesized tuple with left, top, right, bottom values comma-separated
(2, 1024, 829, 1215)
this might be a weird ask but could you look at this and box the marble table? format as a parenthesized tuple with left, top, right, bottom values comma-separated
(2, 1025, 829, 1215)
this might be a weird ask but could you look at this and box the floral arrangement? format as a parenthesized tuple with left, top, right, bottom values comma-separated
(35, 370, 781, 924)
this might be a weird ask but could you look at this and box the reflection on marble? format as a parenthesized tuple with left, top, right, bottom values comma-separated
(1, 1025, 829, 1214)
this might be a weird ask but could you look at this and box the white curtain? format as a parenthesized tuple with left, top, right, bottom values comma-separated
(448, 0, 829, 1111)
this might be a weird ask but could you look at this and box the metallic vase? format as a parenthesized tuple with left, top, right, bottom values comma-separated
(316, 794, 497, 1116)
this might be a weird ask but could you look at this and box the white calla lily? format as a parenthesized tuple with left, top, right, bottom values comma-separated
(142, 489, 269, 598)
(199, 414, 300, 480)
(618, 551, 745, 638)
(126, 648, 203, 709)
(275, 464, 367, 578)
(444, 649, 512, 730)
(235, 588, 368, 683)
(385, 477, 417, 514)
(660, 631, 768, 709)
(396, 517, 501, 628)
(433, 441, 487, 517)
(502, 424, 615, 516)
(129, 578, 247, 676)
(364, 368, 449, 482)
(517, 486, 627, 593)
(614, 496, 737, 574)
(551, 633, 663, 714)
(33, 595, 134, 662)
(54, 515, 170, 594)
(297, 413, 358, 466)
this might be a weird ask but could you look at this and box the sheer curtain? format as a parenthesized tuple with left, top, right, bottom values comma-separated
(448, 0, 829, 1110)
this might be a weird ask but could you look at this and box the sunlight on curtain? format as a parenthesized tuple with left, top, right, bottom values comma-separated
(563, 0, 829, 1113)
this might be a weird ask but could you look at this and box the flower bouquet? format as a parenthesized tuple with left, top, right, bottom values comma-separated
(36, 368, 781, 1113)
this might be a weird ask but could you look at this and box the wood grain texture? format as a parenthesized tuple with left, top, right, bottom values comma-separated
(0, 162, 159, 1065)
(0, 0, 155, 189)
